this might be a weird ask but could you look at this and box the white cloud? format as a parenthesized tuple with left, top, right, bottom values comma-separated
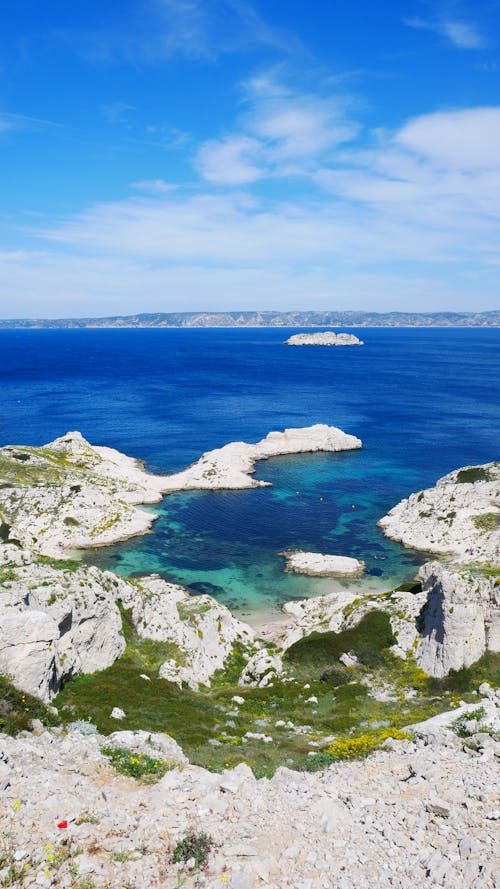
(196, 135, 263, 184)
(196, 73, 359, 183)
(396, 107, 500, 169)
(0, 111, 64, 133)
(0, 250, 482, 317)
(55, 0, 300, 66)
(130, 179, 178, 194)
(3, 101, 500, 316)
(405, 16, 485, 49)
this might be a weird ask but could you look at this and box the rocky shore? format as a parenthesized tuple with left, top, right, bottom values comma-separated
(1, 430, 499, 888)
(285, 331, 364, 346)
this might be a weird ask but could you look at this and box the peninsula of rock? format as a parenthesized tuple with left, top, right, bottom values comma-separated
(285, 331, 364, 346)
(0, 424, 361, 558)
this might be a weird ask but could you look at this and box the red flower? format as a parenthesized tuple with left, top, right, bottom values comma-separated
(57, 820, 68, 829)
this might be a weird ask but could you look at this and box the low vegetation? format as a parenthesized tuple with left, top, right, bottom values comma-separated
(101, 746, 179, 781)
(171, 831, 217, 874)
(472, 513, 499, 532)
(0, 675, 60, 735)
(456, 466, 493, 484)
(52, 606, 499, 777)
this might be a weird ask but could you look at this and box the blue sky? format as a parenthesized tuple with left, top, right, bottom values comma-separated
(1, 0, 499, 317)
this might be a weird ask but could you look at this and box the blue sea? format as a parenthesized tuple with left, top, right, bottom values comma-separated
(0, 327, 498, 620)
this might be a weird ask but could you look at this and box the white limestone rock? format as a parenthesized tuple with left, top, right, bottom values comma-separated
(416, 561, 500, 677)
(0, 426, 361, 555)
(159, 424, 362, 492)
(280, 550, 365, 576)
(104, 730, 187, 764)
(1, 716, 499, 889)
(285, 331, 364, 346)
(0, 431, 168, 557)
(378, 461, 500, 563)
(239, 647, 284, 687)
(0, 551, 126, 701)
(119, 574, 255, 690)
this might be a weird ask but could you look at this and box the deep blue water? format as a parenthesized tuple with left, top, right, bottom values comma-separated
(1, 328, 498, 617)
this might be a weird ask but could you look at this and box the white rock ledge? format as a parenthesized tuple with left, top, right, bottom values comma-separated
(160, 424, 362, 493)
(280, 550, 365, 576)
(285, 331, 364, 346)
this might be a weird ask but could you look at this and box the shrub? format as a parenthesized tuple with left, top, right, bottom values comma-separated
(305, 728, 411, 770)
(285, 611, 396, 671)
(0, 675, 60, 735)
(456, 467, 492, 484)
(451, 706, 487, 738)
(171, 831, 216, 872)
(319, 665, 352, 686)
(102, 746, 179, 781)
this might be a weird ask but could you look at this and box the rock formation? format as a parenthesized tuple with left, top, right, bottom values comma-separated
(416, 561, 500, 677)
(378, 461, 500, 563)
(280, 550, 365, 576)
(285, 331, 364, 346)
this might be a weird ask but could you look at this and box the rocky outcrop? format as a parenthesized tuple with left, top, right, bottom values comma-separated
(0, 543, 257, 699)
(119, 574, 255, 690)
(376, 461, 500, 676)
(0, 544, 127, 701)
(0, 431, 169, 557)
(378, 461, 500, 563)
(0, 425, 362, 700)
(416, 562, 500, 677)
(159, 424, 362, 492)
(0, 426, 361, 555)
(280, 550, 365, 576)
(285, 331, 364, 346)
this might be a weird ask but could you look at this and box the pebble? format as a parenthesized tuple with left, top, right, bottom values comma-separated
(0, 722, 498, 889)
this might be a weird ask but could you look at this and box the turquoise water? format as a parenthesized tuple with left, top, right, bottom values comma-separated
(0, 327, 498, 619)
(88, 450, 426, 619)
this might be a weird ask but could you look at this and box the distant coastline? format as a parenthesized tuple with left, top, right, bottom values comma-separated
(0, 309, 499, 329)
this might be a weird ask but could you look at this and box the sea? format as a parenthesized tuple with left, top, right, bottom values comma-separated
(0, 327, 498, 622)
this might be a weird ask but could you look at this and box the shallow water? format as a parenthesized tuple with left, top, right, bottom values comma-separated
(1, 327, 498, 617)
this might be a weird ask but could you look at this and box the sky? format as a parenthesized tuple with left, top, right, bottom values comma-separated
(0, 0, 499, 317)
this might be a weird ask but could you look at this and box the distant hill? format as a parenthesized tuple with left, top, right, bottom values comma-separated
(0, 310, 499, 328)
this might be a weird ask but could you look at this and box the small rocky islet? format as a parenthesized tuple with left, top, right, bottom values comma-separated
(285, 331, 364, 346)
(0, 427, 498, 888)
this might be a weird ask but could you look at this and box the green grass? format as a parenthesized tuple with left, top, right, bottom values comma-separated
(423, 651, 500, 695)
(285, 611, 396, 672)
(53, 605, 467, 777)
(0, 675, 60, 735)
(472, 513, 499, 532)
(36, 555, 82, 573)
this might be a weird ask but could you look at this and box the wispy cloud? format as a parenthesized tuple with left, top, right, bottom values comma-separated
(0, 111, 64, 132)
(195, 72, 359, 184)
(54, 0, 301, 66)
(404, 15, 485, 49)
(130, 179, 178, 194)
(100, 102, 136, 123)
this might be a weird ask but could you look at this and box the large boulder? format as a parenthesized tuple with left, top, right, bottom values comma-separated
(0, 549, 126, 701)
(417, 562, 500, 677)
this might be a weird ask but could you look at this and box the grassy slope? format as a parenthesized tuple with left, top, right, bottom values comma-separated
(52, 610, 499, 777)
